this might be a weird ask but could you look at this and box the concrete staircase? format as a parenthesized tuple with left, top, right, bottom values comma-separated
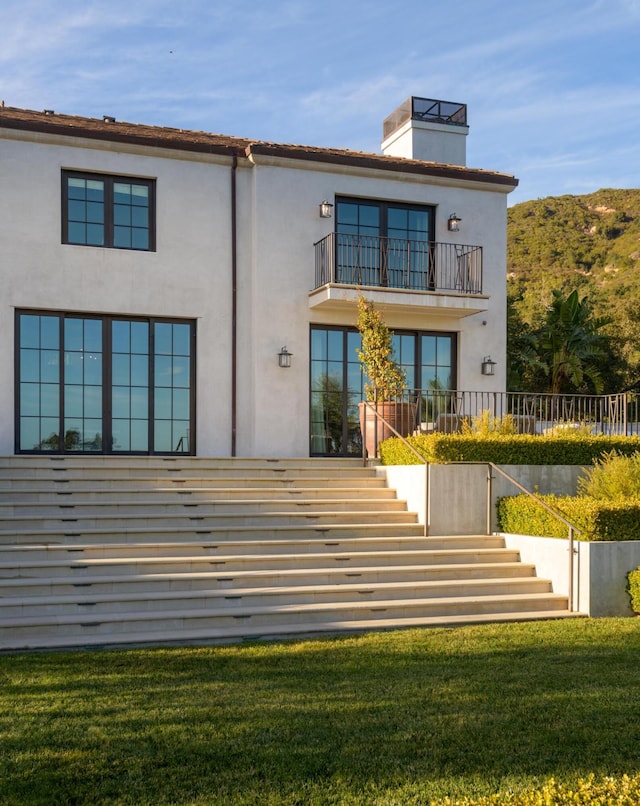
(0, 456, 577, 650)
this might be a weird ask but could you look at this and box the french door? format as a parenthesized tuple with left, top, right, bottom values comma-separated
(335, 198, 434, 290)
(16, 311, 195, 454)
(310, 326, 456, 456)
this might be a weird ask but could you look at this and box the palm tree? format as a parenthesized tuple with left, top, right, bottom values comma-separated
(539, 289, 612, 394)
(506, 295, 546, 392)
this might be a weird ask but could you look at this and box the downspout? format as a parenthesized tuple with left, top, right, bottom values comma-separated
(231, 154, 238, 456)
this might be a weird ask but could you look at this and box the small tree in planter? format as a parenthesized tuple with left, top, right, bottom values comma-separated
(356, 295, 414, 456)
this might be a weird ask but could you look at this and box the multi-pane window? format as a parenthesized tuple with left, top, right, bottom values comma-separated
(16, 311, 193, 454)
(62, 171, 155, 251)
(310, 326, 456, 456)
(335, 198, 434, 289)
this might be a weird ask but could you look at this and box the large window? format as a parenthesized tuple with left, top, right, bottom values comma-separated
(310, 326, 456, 456)
(62, 171, 155, 251)
(335, 198, 434, 289)
(16, 311, 194, 454)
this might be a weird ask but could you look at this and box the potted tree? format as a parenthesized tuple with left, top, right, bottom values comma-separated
(356, 295, 415, 456)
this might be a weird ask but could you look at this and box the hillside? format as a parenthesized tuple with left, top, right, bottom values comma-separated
(507, 188, 640, 390)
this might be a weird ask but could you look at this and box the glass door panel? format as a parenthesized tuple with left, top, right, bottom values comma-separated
(63, 317, 103, 451)
(310, 328, 363, 456)
(153, 322, 192, 453)
(111, 320, 150, 452)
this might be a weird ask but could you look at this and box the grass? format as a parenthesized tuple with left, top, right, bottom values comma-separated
(1, 618, 640, 805)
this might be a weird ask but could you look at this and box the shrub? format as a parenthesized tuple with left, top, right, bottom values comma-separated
(461, 410, 519, 436)
(577, 450, 640, 500)
(379, 433, 640, 466)
(432, 773, 640, 805)
(497, 494, 640, 541)
(627, 567, 640, 614)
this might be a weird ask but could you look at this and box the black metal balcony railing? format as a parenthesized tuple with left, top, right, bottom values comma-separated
(314, 233, 482, 294)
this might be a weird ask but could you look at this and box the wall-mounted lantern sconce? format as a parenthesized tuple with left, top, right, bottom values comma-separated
(481, 356, 496, 376)
(447, 213, 462, 232)
(319, 200, 334, 219)
(278, 346, 293, 368)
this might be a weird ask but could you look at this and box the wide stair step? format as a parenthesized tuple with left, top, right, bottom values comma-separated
(0, 456, 579, 650)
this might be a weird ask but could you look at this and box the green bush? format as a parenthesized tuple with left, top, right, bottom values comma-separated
(461, 410, 519, 436)
(433, 773, 640, 805)
(578, 450, 640, 500)
(627, 567, 640, 614)
(379, 433, 640, 466)
(497, 494, 640, 541)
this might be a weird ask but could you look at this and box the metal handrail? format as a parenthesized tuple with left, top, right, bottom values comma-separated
(487, 462, 581, 612)
(361, 400, 582, 610)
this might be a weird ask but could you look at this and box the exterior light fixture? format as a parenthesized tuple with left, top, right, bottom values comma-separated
(278, 346, 292, 368)
(319, 200, 334, 219)
(481, 356, 496, 376)
(447, 213, 462, 232)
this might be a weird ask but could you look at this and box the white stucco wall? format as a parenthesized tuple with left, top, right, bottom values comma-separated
(0, 132, 235, 456)
(1, 122, 513, 457)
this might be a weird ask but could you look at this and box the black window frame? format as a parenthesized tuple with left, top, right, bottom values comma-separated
(61, 170, 156, 252)
(309, 324, 457, 457)
(335, 197, 435, 241)
(15, 309, 195, 455)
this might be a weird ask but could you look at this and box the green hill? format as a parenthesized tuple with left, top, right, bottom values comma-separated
(507, 188, 640, 390)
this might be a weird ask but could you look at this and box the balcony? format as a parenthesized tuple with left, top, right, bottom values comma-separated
(310, 233, 487, 317)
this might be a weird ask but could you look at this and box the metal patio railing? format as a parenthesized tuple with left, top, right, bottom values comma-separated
(368, 389, 634, 437)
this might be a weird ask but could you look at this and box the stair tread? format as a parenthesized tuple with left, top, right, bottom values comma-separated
(0, 610, 585, 650)
(0, 561, 535, 588)
(0, 577, 550, 607)
(0, 547, 520, 570)
(0, 535, 499, 551)
(0, 592, 571, 627)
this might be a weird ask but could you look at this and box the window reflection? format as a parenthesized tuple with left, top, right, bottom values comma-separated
(17, 313, 193, 454)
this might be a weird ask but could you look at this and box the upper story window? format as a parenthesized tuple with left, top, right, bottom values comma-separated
(62, 171, 156, 251)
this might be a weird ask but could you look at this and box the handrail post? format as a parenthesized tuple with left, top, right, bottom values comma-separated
(362, 401, 367, 467)
(486, 464, 492, 535)
(425, 462, 430, 538)
(568, 526, 574, 612)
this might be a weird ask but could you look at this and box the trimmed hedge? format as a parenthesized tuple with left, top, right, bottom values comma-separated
(379, 433, 640, 466)
(497, 493, 640, 541)
(627, 567, 640, 614)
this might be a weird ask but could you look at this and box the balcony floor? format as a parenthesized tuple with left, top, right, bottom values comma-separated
(308, 284, 489, 318)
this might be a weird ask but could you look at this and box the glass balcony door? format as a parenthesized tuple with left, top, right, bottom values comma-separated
(335, 198, 434, 290)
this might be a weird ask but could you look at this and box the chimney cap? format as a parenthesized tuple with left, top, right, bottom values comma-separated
(383, 96, 467, 141)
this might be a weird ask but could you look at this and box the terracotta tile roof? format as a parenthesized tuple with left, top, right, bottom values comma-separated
(0, 105, 518, 188)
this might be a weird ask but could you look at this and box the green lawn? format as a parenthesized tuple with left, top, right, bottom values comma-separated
(1, 618, 640, 805)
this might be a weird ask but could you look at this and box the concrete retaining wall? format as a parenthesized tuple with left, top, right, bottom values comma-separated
(377, 463, 640, 617)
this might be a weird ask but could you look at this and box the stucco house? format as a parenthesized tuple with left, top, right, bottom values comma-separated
(0, 96, 518, 459)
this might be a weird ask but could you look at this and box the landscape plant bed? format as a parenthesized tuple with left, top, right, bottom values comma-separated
(379, 433, 640, 466)
(2, 619, 640, 805)
(497, 494, 640, 541)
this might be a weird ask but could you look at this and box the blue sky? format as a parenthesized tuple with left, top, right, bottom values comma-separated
(2, 0, 640, 205)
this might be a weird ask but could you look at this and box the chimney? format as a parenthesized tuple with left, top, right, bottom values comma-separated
(381, 96, 469, 166)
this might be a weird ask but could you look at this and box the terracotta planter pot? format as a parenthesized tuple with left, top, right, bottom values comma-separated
(358, 401, 416, 458)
